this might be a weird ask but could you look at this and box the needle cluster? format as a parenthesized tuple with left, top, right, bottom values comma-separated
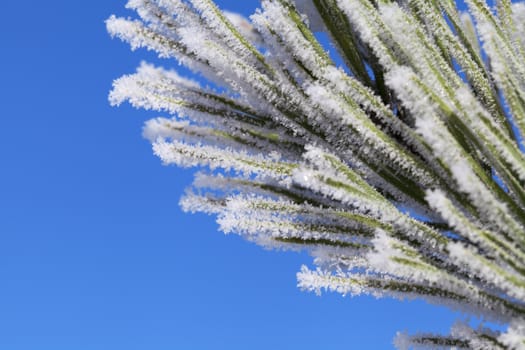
(108, 0, 525, 348)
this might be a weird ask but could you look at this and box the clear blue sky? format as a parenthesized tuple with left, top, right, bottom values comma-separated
(0, 1, 465, 349)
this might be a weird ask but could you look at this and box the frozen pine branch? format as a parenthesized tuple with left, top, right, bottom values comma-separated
(108, 0, 525, 348)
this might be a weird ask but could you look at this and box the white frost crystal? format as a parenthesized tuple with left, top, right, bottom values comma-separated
(109, 0, 525, 348)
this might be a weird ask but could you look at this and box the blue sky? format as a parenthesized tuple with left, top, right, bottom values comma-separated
(0, 1, 466, 349)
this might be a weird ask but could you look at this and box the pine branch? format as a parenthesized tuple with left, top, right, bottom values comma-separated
(109, 0, 525, 347)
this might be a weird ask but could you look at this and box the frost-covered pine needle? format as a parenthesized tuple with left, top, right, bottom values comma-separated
(109, 0, 525, 348)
